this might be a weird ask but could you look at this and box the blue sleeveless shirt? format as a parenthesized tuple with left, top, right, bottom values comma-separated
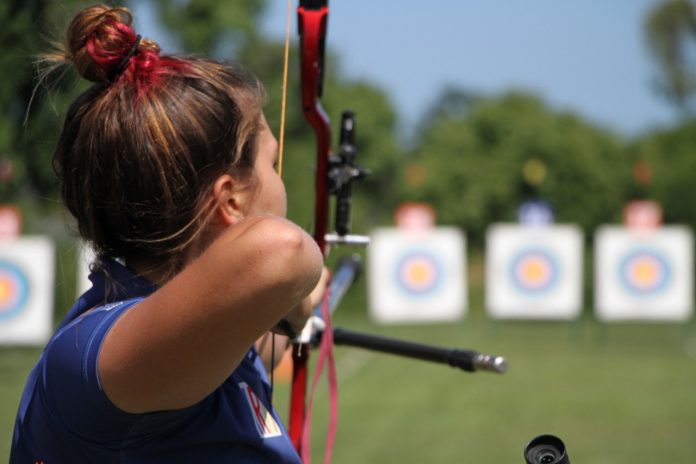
(10, 260, 301, 463)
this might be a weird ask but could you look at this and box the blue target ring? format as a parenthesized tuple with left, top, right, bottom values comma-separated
(0, 260, 30, 321)
(393, 250, 443, 297)
(618, 248, 671, 296)
(508, 247, 560, 296)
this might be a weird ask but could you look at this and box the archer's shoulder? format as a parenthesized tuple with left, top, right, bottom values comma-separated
(229, 215, 305, 242)
(210, 215, 322, 288)
(219, 216, 321, 261)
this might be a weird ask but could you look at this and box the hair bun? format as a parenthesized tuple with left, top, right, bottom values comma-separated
(65, 6, 142, 83)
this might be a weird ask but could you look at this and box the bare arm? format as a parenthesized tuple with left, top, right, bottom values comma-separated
(255, 266, 331, 373)
(98, 216, 323, 413)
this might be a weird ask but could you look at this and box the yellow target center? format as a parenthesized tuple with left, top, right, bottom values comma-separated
(633, 261, 656, 283)
(522, 261, 546, 282)
(407, 262, 430, 284)
(0, 280, 10, 301)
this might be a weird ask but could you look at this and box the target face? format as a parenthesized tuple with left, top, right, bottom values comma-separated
(594, 226, 693, 322)
(0, 260, 29, 321)
(508, 248, 559, 295)
(618, 248, 671, 296)
(486, 224, 583, 320)
(394, 250, 443, 297)
(369, 227, 466, 324)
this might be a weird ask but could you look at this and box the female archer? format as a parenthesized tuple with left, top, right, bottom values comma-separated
(10, 5, 328, 463)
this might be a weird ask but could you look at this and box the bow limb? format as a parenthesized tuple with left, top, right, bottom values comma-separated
(289, 0, 331, 453)
(281, 1, 505, 459)
(298, 0, 331, 256)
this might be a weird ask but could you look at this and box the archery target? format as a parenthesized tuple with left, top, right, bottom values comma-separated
(368, 227, 466, 323)
(618, 249, 670, 296)
(0, 237, 55, 345)
(509, 248, 559, 295)
(486, 224, 583, 319)
(0, 261, 30, 321)
(394, 251, 443, 297)
(595, 226, 692, 321)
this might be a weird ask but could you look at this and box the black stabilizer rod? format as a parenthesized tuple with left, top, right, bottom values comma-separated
(309, 255, 507, 374)
(332, 327, 508, 374)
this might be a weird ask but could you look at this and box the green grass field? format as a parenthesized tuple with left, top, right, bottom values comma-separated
(2, 296, 695, 462)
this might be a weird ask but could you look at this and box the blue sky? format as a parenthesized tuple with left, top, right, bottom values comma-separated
(260, 0, 680, 138)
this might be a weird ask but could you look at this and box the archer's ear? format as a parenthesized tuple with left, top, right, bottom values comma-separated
(211, 174, 245, 226)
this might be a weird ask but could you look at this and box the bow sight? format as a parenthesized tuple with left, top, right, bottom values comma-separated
(325, 111, 370, 247)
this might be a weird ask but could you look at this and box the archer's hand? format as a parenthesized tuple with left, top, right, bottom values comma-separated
(275, 266, 331, 337)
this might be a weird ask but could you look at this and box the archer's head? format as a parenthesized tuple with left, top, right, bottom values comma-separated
(44, 5, 286, 282)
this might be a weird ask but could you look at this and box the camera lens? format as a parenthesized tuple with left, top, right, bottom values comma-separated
(524, 435, 569, 464)
(527, 445, 559, 463)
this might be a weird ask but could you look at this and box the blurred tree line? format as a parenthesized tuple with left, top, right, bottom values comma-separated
(2, 0, 696, 252)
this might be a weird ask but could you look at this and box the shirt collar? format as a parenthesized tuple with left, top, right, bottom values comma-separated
(59, 258, 157, 327)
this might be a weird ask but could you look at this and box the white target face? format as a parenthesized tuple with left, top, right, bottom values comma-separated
(0, 237, 55, 345)
(368, 227, 467, 324)
(594, 225, 693, 322)
(486, 224, 583, 320)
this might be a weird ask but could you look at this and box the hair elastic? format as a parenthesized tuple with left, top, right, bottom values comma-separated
(108, 34, 142, 82)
